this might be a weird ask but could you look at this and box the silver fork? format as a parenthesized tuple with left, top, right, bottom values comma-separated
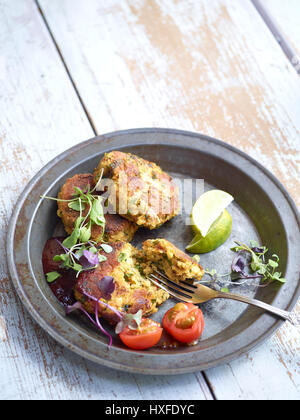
(148, 271, 300, 327)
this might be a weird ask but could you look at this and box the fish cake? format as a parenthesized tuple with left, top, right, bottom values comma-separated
(94, 151, 179, 230)
(74, 241, 169, 323)
(138, 239, 205, 283)
(57, 173, 138, 243)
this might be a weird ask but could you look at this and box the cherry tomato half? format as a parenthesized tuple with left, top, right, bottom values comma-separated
(119, 318, 163, 350)
(162, 303, 204, 344)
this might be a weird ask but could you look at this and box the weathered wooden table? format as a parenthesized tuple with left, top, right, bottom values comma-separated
(1, 0, 299, 400)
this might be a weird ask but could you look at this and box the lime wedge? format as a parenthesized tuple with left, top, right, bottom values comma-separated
(186, 210, 232, 253)
(191, 189, 234, 237)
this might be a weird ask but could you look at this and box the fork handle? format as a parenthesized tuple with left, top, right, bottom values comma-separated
(217, 291, 300, 327)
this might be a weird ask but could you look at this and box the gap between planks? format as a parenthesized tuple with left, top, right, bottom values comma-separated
(251, 0, 300, 75)
(34, 0, 98, 134)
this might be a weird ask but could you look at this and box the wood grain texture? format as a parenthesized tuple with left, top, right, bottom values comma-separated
(38, 0, 300, 208)
(0, 0, 211, 400)
(37, 0, 300, 400)
(262, 0, 300, 61)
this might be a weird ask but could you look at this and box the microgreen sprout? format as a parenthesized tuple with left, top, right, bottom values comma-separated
(46, 271, 61, 283)
(41, 172, 109, 275)
(198, 240, 286, 291)
(66, 286, 143, 347)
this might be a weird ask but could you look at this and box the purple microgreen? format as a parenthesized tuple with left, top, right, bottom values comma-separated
(204, 240, 286, 290)
(83, 181, 91, 194)
(55, 238, 70, 255)
(65, 290, 144, 346)
(95, 299, 113, 347)
(46, 271, 61, 283)
(251, 247, 265, 254)
(79, 249, 99, 269)
(65, 301, 85, 315)
(231, 252, 246, 275)
(81, 290, 123, 320)
(65, 301, 98, 326)
(97, 276, 115, 300)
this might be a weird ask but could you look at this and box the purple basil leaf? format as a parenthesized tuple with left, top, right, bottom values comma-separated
(79, 249, 99, 269)
(65, 301, 84, 315)
(98, 276, 115, 300)
(231, 255, 246, 274)
(251, 247, 265, 254)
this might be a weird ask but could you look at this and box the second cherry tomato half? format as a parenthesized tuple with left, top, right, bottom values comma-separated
(162, 303, 204, 344)
(119, 318, 163, 350)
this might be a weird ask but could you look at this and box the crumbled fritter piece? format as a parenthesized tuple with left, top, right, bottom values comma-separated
(94, 151, 179, 230)
(74, 241, 169, 324)
(57, 173, 138, 243)
(138, 239, 205, 283)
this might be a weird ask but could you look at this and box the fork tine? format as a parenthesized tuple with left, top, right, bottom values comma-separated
(154, 270, 197, 293)
(149, 273, 194, 301)
(151, 274, 193, 298)
(179, 279, 198, 291)
(148, 276, 193, 303)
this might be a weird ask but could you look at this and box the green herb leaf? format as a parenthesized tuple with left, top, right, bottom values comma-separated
(46, 271, 61, 283)
(268, 259, 278, 269)
(231, 241, 286, 285)
(62, 216, 83, 249)
(79, 223, 92, 242)
(98, 254, 107, 263)
(53, 253, 69, 264)
(249, 240, 259, 248)
(128, 309, 143, 330)
(276, 277, 286, 284)
(68, 200, 85, 212)
(100, 244, 113, 253)
(90, 196, 105, 226)
(72, 262, 83, 272)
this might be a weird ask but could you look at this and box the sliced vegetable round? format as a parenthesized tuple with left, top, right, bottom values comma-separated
(162, 303, 204, 344)
(119, 318, 163, 350)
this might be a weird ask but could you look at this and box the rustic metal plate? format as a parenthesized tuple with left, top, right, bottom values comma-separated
(7, 128, 300, 374)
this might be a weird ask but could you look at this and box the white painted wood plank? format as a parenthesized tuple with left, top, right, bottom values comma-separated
(262, 0, 300, 61)
(38, 0, 300, 207)
(0, 0, 210, 400)
(204, 304, 300, 400)
(38, 0, 300, 400)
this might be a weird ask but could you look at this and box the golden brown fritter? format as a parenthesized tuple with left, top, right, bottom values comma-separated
(74, 241, 169, 323)
(138, 239, 205, 283)
(57, 173, 138, 243)
(94, 151, 179, 230)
